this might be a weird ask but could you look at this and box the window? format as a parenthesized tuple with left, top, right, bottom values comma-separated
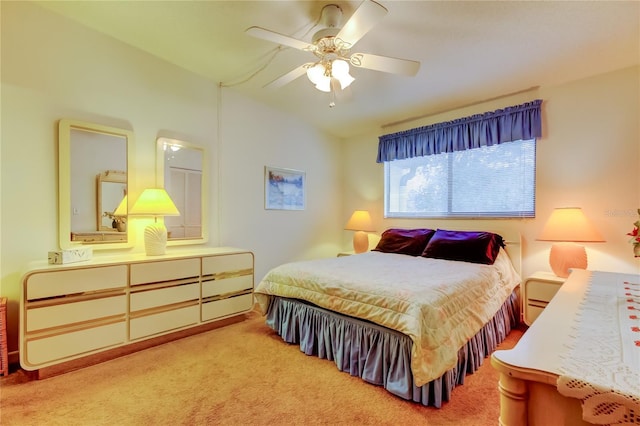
(384, 139, 535, 218)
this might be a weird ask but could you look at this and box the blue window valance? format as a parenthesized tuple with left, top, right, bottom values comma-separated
(377, 99, 542, 163)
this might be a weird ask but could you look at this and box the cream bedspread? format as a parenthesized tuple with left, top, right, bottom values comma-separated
(255, 249, 521, 386)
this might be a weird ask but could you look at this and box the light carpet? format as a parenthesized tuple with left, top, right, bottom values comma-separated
(0, 309, 523, 425)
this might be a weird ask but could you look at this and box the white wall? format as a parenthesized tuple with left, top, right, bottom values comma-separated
(0, 2, 342, 358)
(342, 66, 640, 278)
(217, 89, 343, 280)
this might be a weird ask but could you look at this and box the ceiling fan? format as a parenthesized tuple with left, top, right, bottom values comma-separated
(245, 0, 420, 106)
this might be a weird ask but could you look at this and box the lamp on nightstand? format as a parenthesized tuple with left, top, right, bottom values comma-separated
(537, 207, 604, 278)
(345, 210, 375, 254)
(129, 188, 180, 256)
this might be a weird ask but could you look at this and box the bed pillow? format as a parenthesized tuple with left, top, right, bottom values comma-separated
(421, 229, 505, 265)
(373, 228, 436, 256)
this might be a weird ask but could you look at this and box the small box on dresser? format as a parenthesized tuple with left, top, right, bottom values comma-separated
(47, 247, 92, 264)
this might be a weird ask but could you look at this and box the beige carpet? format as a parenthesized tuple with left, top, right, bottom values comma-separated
(0, 309, 523, 425)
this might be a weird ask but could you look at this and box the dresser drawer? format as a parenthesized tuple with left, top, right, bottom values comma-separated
(130, 283, 199, 312)
(202, 253, 253, 275)
(202, 275, 253, 299)
(202, 293, 253, 322)
(130, 258, 200, 286)
(130, 305, 199, 340)
(26, 265, 127, 300)
(24, 321, 126, 368)
(27, 295, 126, 332)
(526, 281, 562, 303)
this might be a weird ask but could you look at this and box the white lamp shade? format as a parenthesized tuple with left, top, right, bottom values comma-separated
(129, 188, 180, 217)
(332, 59, 355, 89)
(337, 73, 354, 90)
(307, 63, 326, 85)
(112, 195, 127, 217)
(315, 77, 331, 92)
(332, 59, 349, 77)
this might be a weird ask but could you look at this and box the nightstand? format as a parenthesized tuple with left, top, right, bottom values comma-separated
(523, 271, 566, 325)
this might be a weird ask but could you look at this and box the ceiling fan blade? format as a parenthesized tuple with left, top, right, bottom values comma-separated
(264, 64, 311, 90)
(336, 0, 388, 47)
(350, 53, 420, 76)
(246, 26, 311, 51)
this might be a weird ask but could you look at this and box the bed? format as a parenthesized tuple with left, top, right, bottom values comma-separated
(254, 228, 522, 408)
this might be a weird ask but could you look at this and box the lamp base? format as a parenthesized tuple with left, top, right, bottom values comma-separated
(549, 242, 587, 278)
(352, 231, 369, 254)
(144, 222, 168, 256)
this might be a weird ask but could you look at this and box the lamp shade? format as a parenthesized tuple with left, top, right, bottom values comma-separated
(332, 59, 355, 90)
(307, 63, 326, 85)
(345, 210, 375, 232)
(113, 195, 128, 217)
(538, 207, 604, 278)
(538, 207, 604, 242)
(129, 188, 180, 217)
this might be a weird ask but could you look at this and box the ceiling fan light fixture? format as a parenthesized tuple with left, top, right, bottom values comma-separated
(306, 63, 326, 85)
(315, 77, 331, 92)
(332, 59, 354, 89)
(307, 60, 354, 92)
(247, 0, 420, 96)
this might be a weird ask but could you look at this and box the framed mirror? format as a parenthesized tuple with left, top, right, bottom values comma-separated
(59, 119, 134, 249)
(156, 137, 208, 246)
(96, 170, 127, 231)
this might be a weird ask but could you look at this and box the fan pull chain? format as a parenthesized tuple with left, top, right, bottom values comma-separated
(329, 78, 338, 108)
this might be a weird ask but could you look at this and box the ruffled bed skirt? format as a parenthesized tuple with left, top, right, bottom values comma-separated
(265, 291, 519, 408)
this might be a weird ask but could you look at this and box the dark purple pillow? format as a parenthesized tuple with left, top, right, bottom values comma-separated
(421, 229, 505, 265)
(373, 228, 436, 256)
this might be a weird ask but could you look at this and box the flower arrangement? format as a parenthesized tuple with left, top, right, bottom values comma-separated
(628, 208, 640, 257)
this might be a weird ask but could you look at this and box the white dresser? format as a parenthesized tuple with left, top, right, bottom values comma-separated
(20, 247, 253, 374)
(491, 269, 640, 425)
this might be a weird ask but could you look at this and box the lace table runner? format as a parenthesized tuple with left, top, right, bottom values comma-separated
(557, 271, 640, 425)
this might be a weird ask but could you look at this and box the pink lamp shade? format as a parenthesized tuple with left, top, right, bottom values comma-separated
(345, 210, 375, 254)
(538, 207, 605, 278)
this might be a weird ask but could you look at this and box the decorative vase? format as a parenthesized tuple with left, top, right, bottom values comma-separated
(634, 243, 640, 258)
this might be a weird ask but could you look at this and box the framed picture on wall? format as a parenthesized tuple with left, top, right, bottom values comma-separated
(264, 166, 306, 210)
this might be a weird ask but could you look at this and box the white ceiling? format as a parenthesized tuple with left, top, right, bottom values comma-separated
(36, 0, 639, 139)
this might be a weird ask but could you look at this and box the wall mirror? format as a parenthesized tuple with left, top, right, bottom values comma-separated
(156, 137, 208, 245)
(97, 170, 127, 231)
(59, 119, 134, 250)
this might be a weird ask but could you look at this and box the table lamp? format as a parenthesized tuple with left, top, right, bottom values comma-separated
(345, 210, 375, 254)
(537, 207, 604, 277)
(129, 188, 180, 255)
